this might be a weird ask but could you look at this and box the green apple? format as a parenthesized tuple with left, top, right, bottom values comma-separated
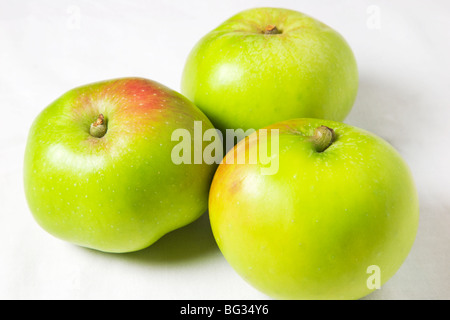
(181, 7, 358, 135)
(209, 118, 419, 299)
(24, 77, 217, 253)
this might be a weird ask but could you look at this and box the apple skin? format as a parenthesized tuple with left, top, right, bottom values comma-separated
(181, 7, 358, 135)
(209, 118, 419, 299)
(24, 77, 217, 253)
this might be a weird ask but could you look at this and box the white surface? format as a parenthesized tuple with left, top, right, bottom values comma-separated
(1, 0, 449, 300)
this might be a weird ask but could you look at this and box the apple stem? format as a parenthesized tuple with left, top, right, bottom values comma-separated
(90, 114, 107, 138)
(311, 126, 336, 152)
(264, 25, 281, 35)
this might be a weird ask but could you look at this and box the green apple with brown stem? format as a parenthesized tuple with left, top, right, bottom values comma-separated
(209, 118, 419, 299)
(182, 7, 358, 136)
(24, 77, 217, 253)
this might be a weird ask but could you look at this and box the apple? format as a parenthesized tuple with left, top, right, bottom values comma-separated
(181, 7, 358, 136)
(24, 77, 217, 253)
(209, 118, 419, 299)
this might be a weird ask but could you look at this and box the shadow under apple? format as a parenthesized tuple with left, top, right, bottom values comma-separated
(130, 211, 219, 264)
(78, 211, 220, 265)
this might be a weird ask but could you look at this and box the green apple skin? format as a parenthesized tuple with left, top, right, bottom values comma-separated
(181, 7, 358, 135)
(24, 77, 217, 253)
(209, 118, 419, 300)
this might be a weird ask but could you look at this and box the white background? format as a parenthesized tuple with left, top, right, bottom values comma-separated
(1, 0, 449, 300)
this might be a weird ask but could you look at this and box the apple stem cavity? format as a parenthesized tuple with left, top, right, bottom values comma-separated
(90, 114, 107, 138)
(311, 126, 336, 152)
(264, 25, 281, 35)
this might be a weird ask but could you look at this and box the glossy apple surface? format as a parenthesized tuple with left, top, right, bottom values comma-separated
(24, 77, 217, 253)
(209, 118, 419, 299)
(182, 7, 358, 135)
